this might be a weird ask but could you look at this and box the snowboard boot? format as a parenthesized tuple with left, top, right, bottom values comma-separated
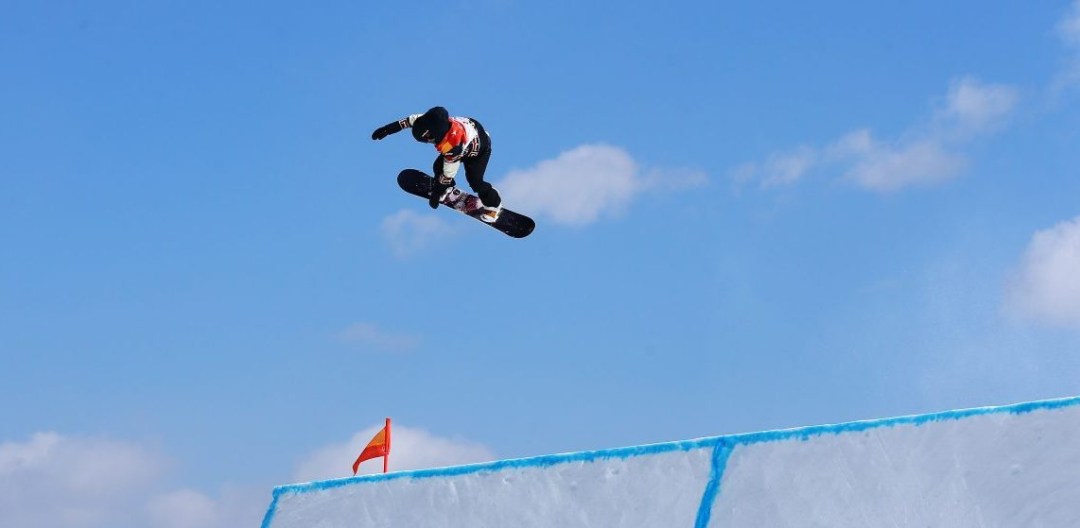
(477, 187, 502, 223)
(479, 203, 502, 223)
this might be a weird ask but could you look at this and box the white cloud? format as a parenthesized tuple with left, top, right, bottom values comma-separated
(1060, 0, 1080, 47)
(936, 76, 1019, 139)
(496, 144, 640, 226)
(144, 487, 266, 528)
(1058, 0, 1080, 87)
(337, 322, 420, 352)
(0, 432, 166, 527)
(381, 145, 704, 234)
(728, 162, 758, 187)
(379, 209, 457, 257)
(497, 144, 705, 227)
(0, 432, 164, 493)
(291, 423, 496, 482)
(1005, 215, 1080, 327)
(728, 147, 818, 189)
(146, 490, 219, 528)
(830, 130, 968, 192)
(0, 432, 266, 528)
(761, 146, 818, 188)
(733, 77, 1018, 193)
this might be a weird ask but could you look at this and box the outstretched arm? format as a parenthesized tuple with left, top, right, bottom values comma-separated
(371, 115, 421, 140)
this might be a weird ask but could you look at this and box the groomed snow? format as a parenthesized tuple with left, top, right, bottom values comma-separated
(263, 397, 1080, 528)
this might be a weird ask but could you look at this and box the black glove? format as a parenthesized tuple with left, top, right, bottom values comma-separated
(428, 183, 445, 209)
(371, 121, 402, 140)
(428, 176, 454, 209)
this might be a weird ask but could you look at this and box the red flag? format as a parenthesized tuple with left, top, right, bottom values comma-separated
(352, 418, 391, 475)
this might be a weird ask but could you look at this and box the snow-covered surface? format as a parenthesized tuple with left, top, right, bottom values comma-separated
(263, 397, 1080, 527)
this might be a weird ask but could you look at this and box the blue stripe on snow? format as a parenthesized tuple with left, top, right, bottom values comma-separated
(274, 437, 711, 496)
(259, 489, 281, 528)
(694, 440, 734, 528)
(260, 395, 1080, 526)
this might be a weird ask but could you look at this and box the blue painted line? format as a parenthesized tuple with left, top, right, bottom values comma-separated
(720, 395, 1080, 448)
(272, 437, 715, 497)
(260, 395, 1080, 526)
(259, 488, 282, 528)
(694, 440, 734, 528)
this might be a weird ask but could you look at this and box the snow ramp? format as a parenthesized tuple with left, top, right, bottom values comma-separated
(262, 396, 1080, 527)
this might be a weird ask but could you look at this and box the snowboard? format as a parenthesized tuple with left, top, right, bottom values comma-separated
(397, 169, 535, 238)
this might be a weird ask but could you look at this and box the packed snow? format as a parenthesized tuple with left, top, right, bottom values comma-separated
(263, 397, 1080, 528)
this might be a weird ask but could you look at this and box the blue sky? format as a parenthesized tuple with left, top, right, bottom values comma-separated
(3, 1, 1080, 525)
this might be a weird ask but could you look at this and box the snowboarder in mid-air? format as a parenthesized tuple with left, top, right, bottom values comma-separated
(371, 106, 502, 223)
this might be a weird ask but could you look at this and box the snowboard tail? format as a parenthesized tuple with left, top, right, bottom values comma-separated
(397, 169, 535, 238)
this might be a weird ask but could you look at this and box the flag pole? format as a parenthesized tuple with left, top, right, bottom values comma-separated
(384, 417, 391, 474)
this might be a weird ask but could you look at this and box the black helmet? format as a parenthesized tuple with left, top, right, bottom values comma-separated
(411, 106, 450, 143)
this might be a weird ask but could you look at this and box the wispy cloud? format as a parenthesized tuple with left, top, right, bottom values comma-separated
(1057, 0, 1080, 87)
(0, 432, 166, 526)
(731, 146, 819, 189)
(732, 77, 1019, 193)
(337, 322, 420, 352)
(145, 487, 265, 528)
(933, 76, 1019, 139)
(828, 130, 968, 192)
(146, 490, 219, 528)
(1063, 0, 1080, 45)
(1004, 215, 1080, 328)
(290, 423, 496, 481)
(379, 209, 457, 257)
(0, 432, 265, 528)
(497, 144, 706, 227)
